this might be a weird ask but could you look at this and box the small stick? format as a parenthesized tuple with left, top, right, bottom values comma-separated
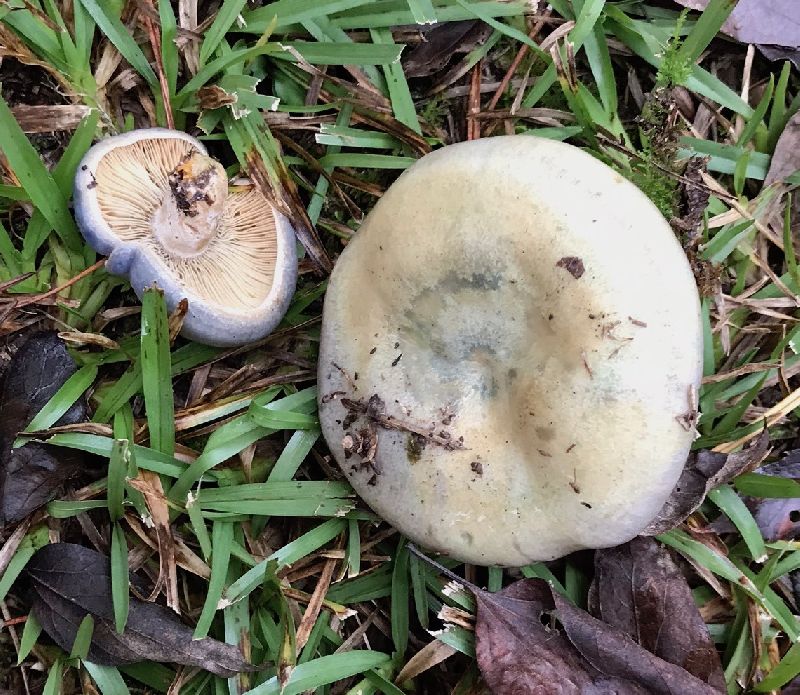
(467, 59, 483, 140)
(141, 0, 175, 129)
(14, 259, 106, 308)
(407, 544, 481, 593)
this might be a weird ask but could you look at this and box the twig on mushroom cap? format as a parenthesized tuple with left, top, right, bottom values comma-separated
(339, 395, 467, 451)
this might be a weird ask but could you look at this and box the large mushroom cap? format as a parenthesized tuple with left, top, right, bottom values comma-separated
(318, 136, 703, 567)
(74, 128, 297, 347)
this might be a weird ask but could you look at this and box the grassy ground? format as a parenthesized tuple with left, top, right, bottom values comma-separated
(1, 0, 800, 693)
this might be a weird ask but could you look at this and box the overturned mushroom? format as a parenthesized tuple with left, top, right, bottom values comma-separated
(318, 136, 703, 567)
(74, 128, 297, 346)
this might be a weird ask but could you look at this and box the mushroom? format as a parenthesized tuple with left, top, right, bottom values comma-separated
(318, 136, 703, 567)
(74, 128, 297, 347)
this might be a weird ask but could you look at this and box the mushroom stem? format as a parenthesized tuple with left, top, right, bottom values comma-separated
(151, 150, 228, 258)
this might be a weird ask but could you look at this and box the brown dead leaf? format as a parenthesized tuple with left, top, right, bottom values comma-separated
(168, 298, 189, 343)
(403, 21, 492, 78)
(395, 639, 457, 685)
(57, 331, 120, 350)
(783, 675, 800, 694)
(739, 450, 800, 541)
(642, 428, 770, 535)
(10, 104, 92, 133)
(552, 591, 722, 695)
(765, 110, 800, 186)
(752, 497, 800, 541)
(474, 577, 722, 694)
(757, 44, 800, 68)
(27, 543, 255, 677)
(126, 473, 179, 612)
(0, 333, 89, 527)
(673, 1, 800, 47)
(474, 579, 637, 694)
(590, 537, 726, 691)
(196, 85, 236, 110)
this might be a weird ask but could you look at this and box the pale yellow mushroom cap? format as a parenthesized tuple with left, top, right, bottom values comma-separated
(318, 136, 703, 566)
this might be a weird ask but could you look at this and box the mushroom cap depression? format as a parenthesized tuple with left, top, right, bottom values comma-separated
(318, 136, 703, 567)
(74, 128, 297, 346)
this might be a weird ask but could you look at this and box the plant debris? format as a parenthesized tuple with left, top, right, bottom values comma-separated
(403, 21, 493, 78)
(26, 543, 257, 677)
(340, 394, 466, 451)
(765, 110, 800, 186)
(0, 332, 87, 527)
(555, 256, 585, 279)
(411, 537, 724, 695)
(591, 537, 726, 690)
(673, 0, 800, 48)
(643, 429, 771, 535)
(741, 450, 800, 541)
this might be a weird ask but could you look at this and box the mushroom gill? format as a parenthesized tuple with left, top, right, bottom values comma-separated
(95, 137, 194, 240)
(93, 139, 279, 311)
(160, 189, 279, 311)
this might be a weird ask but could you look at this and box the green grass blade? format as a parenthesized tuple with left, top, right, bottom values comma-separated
(56, 109, 100, 191)
(158, 0, 178, 97)
(194, 521, 234, 639)
(188, 500, 213, 561)
(279, 41, 403, 65)
(735, 473, 800, 498)
(767, 61, 792, 152)
(199, 0, 248, 65)
(268, 430, 320, 482)
(93, 362, 142, 423)
(755, 641, 800, 691)
(70, 614, 95, 659)
(391, 539, 410, 658)
(107, 436, 130, 521)
(521, 0, 606, 108)
(48, 500, 109, 517)
(42, 659, 64, 695)
(73, 0, 96, 70)
(83, 662, 132, 695)
(0, 221, 23, 279)
(0, 526, 49, 602)
(363, 668, 406, 695)
(659, 529, 799, 640)
(77, 0, 157, 87)
(738, 74, 774, 148)
(244, 0, 374, 32)
(221, 519, 346, 606)
(316, 153, 415, 168)
(330, 1, 524, 31)
(407, 0, 437, 23)
(583, 18, 617, 115)
(347, 518, 362, 579)
(19, 364, 97, 440)
(3, 9, 64, 65)
(175, 45, 279, 104)
(169, 417, 270, 504)
(17, 612, 42, 664)
(140, 287, 174, 458)
(707, 484, 767, 562)
(244, 651, 391, 695)
(676, 0, 737, 67)
(0, 93, 82, 251)
(110, 522, 130, 633)
(370, 28, 420, 134)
